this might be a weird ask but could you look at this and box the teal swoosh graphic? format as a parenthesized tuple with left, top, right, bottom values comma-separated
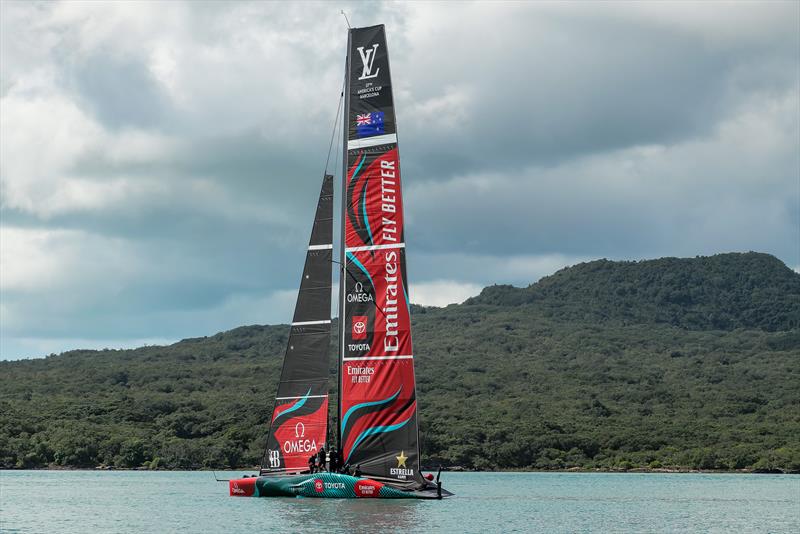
(350, 153, 366, 229)
(346, 252, 374, 288)
(274, 387, 311, 422)
(361, 181, 373, 246)
(346, 415, 413, 464)
(341, 388, 401, 436)
(351, 153, 366, 184)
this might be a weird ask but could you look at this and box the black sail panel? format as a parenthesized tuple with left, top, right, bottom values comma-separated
(262, 174, 333, 473)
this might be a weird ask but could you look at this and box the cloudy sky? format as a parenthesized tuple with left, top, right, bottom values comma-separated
(1, 1, 798, 360)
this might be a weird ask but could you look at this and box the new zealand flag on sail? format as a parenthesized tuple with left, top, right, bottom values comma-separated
(355, 112, 384, 137)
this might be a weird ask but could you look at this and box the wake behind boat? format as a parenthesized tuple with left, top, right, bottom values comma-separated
(229, 23, 452, 499)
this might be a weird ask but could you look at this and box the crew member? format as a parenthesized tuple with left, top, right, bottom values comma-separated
(330, 447, 339, 473)
(317, 446, 326, 472)
(308, 453, 316, 473)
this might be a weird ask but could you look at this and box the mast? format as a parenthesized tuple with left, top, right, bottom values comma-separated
(337, 29, 352, 452)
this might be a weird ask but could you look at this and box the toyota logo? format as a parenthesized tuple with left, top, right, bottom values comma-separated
(353, 320, 366, 334)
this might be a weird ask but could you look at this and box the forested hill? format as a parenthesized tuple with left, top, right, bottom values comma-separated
(1, 252, 798, 472)
(465, 252, 799, 331)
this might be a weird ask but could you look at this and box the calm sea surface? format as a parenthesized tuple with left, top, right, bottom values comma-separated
(1, 471, 798, 533)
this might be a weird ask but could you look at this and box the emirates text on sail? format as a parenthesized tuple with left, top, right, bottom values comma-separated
(383, 249, 400, 352)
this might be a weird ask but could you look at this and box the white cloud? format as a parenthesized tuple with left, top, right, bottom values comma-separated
(408, 83, 799, 259)
(0, 336, 176, 362)
(409, 280, 483, 307)
(0, 1, 797, 360)
(609, 1, 799, 47)
(410, 252, 589, 289)
(0, 84, 292, 224)
(1, 92, 99, 212)
(0, 87, 181, 217)
(0, 226, 140, 293)
(0, 286, 298, 360)
(405, 85, 474, 134)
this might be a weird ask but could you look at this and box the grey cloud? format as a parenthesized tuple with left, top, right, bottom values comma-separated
(1, 1, 798, 359)
(406, 118, 799, 263)
(398, 7, 799, 181)
(70, 53, 173, 130)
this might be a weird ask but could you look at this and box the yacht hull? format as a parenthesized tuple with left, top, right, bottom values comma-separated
(229, 472, 451, 499)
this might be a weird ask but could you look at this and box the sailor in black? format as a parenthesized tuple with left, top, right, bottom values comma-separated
(317, 446, 326, 472)
(308, 454, 316, 473)
(330, 447, 340, 473)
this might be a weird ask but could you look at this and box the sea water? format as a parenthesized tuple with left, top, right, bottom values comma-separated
(1, 471, 797, 533)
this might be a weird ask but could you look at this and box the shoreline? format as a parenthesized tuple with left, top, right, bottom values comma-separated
(4, 466, 795, 475)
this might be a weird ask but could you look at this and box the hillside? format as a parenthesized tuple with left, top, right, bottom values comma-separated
(1, 252, 798, 472)
(467, 252, 800, 331)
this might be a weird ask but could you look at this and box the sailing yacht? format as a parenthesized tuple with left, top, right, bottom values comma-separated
(229, 24, 451, 499)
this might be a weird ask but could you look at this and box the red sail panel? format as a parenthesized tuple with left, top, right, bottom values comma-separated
(339, 25, 423, 487)
(268, 396, 328, 471)
(345, 148, 405, 249)
(343, 247, 411, 358)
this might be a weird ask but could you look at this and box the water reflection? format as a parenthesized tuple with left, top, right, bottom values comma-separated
(3, 471, 797, 534)
(259, 497, 424, 532)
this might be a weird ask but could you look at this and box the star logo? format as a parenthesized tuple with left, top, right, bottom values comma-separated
(396, 450, 408, 468)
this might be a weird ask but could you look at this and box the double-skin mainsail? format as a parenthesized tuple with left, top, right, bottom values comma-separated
(338, 24, 424, 488)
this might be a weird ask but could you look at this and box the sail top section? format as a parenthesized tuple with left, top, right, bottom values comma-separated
(346, 25, 397, 151)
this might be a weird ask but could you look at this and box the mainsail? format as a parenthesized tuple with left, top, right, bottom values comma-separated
(261, 174, 333, 474)
(338, 25, 424, 487)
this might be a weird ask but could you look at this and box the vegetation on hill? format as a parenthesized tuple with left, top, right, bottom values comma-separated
(467, 252, 800, 331)
(1, 252, 798, 472)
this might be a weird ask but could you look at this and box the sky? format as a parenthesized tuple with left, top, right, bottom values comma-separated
(1, 1, 798, 360)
